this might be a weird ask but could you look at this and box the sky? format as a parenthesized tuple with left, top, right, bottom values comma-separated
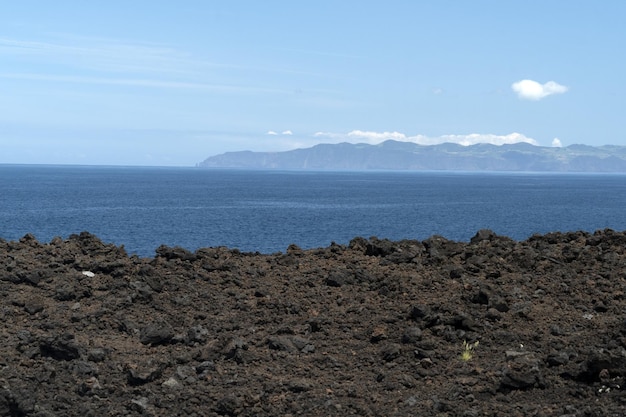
(1, 1, 625, 166)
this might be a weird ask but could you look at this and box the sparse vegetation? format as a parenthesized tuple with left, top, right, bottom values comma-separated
(460, 340, 479, 361)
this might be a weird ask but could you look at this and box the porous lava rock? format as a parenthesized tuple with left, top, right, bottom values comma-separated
(1, 229, 626, 416)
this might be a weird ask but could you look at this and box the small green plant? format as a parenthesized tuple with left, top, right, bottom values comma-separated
(460, 340, 479, 361)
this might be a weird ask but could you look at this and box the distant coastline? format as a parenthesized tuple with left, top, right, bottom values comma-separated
(198, 140, 626, 172)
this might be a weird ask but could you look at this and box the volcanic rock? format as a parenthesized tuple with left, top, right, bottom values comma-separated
(1, 229, 626, 415)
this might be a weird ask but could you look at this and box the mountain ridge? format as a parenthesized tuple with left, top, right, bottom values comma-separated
(198, 140, 626, 172)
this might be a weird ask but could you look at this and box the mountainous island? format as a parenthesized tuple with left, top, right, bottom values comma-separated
(198, 140, 626, 172)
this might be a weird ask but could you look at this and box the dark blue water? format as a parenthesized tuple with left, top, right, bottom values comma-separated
(1, 165, 625, 257)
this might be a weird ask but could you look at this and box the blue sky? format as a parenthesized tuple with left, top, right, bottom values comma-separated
(1, 1, 625, 166)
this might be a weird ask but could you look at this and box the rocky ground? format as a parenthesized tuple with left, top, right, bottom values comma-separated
(1, 229, 626, 416)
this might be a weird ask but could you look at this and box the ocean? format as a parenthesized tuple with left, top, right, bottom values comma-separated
(1, 165, 625, 257)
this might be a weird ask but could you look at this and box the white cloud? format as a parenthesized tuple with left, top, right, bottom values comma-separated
(347, 130, 407, 142)
(435, 133, 538, 146)
(313, 130, 538, 147)
(0, 35, 294, 95)
(0, 36, 194, 75)
(552, 138, 563, 147)
(0, 72, 287, 94)
(267, 130, 294, 136)
(511, 79, 569, 100)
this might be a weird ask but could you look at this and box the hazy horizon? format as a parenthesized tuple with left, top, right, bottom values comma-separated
(2, 1, 625, 166)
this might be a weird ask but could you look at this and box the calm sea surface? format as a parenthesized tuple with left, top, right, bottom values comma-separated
(1, 165, 625, 257)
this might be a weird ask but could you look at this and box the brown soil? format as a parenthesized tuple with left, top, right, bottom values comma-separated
(2, 229, 626, 416)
